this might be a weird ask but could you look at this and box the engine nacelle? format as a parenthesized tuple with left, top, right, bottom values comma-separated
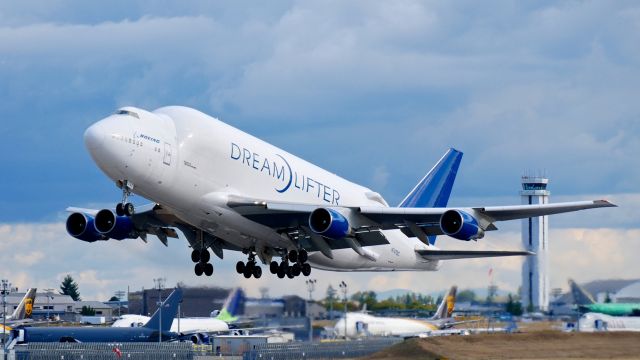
(94, 209, 136, 240)
(309, 208, 350, 239)
(66, 212, 104, 242)
(439, 209, 485, 241)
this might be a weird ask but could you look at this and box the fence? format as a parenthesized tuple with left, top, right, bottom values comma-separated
(13, 342, 194, 360)
(243, 338, 404, 360)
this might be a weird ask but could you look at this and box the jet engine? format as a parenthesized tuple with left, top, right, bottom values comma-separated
(66, 212, 104, 242)
(94, 209, 136, 240)
(309, 208, 351, 239)
(439, 209, 485, 240)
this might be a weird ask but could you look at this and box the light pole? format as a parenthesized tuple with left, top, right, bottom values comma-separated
(43, 288, 54, 326)
(153, 278, 166, 343)
(339, 281, 347, 339)
(1, 280, 11, 349)
(305, 279, 317, 342)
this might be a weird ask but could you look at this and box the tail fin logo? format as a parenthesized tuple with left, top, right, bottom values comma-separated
(25, 299, 33, 317)
(446, 295, 455, 318)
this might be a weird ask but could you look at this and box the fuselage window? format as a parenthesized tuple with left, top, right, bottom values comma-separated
(116, 109, 140, 119)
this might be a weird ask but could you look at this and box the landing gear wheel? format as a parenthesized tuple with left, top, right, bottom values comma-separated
(200, 249, 210, 263)
(270, 261, 279, 274)
(194, 263, 204, 276)
(277, 267, 286, 278)
(288, 250, 298, 263)
(291, 263, 301, 277)
(204, 263, 214, 276)
(191, 250, 200, 263)
(286, 267, 295, 279)
(116, 203, 125, 216)
(243, 265, 253, 279)
(299, 249, 308, 263)
(236, 261, 245, 274)
(124, 202, 135, 216)
(302, 263, 311, 276)
(253, 266, 262, 278)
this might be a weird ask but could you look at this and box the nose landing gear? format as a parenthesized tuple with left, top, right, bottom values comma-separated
(269, 249, 311, 279)
(115, 180, 135, 216)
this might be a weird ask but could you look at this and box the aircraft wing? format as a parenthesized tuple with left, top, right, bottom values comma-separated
(228, 197, 615, 241)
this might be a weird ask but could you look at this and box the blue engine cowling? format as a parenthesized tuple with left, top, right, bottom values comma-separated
(308, 208, 350, 239)
(66, 213, 104, 242)
(94, 209, 136, 240)
(439, 209, 484, 240)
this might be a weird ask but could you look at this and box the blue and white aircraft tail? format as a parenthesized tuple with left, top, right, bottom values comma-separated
(65, 105, 616, 279)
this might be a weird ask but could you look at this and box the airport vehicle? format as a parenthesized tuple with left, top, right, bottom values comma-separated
(333, 286, 463, 338)
(569, 279, 640, 316)
(66, 106, 615, 279)
(0, 288, 37, 334)
(578, 312, 640, 332)
(112, 288, 244, 335)
(10, 288, 181, 343)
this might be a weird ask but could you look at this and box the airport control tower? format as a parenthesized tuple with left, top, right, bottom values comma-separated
(520, 175, 550, 312)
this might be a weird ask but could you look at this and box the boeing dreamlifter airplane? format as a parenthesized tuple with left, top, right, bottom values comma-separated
(66, 106, 615, 279)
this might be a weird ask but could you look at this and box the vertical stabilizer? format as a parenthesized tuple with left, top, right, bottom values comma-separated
(398, 148, 463, 244)
(10, 288, 37, 321)
(144, 288, 182, 331)
(432, 286, 457, 320)
(569, 279, 596, 305)
(215, 288, 245, 323)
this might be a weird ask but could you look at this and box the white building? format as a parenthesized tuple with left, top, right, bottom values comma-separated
(520, 176, 550, 312)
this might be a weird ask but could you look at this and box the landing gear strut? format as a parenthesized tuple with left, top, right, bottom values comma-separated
(115, 180, 135, 217)
(270, 249, 311, 279)
(236, 250, 262, 279)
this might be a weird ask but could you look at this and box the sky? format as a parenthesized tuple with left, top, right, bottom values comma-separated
(0, 1, 639, 302)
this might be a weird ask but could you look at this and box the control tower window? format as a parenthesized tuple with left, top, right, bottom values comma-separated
(116, 109, 140, 119)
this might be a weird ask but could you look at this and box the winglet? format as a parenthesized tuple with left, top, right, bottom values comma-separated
(144, 288, 182, 331)
(568, 279, 596, 305)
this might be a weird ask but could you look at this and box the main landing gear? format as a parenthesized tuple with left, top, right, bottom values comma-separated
(270, 249, 311, 279)
(115, 180, 135, 216)
(191, 248, 214, 276)
(236, 250, 262, 279)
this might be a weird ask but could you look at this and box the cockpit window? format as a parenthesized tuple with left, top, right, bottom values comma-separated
(116, 109, 140, 119)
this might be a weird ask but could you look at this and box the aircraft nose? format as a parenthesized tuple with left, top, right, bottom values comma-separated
(84, 121, 106, 151)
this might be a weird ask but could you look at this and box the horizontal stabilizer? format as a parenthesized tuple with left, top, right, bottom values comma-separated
(416, 249, 534, 260)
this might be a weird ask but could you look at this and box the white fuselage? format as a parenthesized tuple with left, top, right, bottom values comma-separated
(84, 106, 439, 271)
(333, 312, 439, 338)
(578, 313, 640, 332)
(112, 314, 229, 333)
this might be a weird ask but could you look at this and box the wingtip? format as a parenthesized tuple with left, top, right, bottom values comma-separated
(595, 199, 617, 207)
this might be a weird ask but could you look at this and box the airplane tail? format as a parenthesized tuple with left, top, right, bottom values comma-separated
(215, 288, 245, 323)
(569, 279, 596, 305)
(432, 286, 457, 320)
(143, 288, 182, 331)
(398, 148, 463, 244)
(10, 288, 37, 320)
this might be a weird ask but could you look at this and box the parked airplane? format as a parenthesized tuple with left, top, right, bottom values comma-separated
(112, 288, 244, 336)
(333, 286, 462, 338)
(578, 312, 640, 332)
(0, 288, 37, 334)
(10, 288, 181, 344)
(66, 106, 615, 279)
(569, 279, 640, 316)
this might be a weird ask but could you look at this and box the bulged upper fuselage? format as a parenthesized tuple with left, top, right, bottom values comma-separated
(83, 106, 435, 271)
